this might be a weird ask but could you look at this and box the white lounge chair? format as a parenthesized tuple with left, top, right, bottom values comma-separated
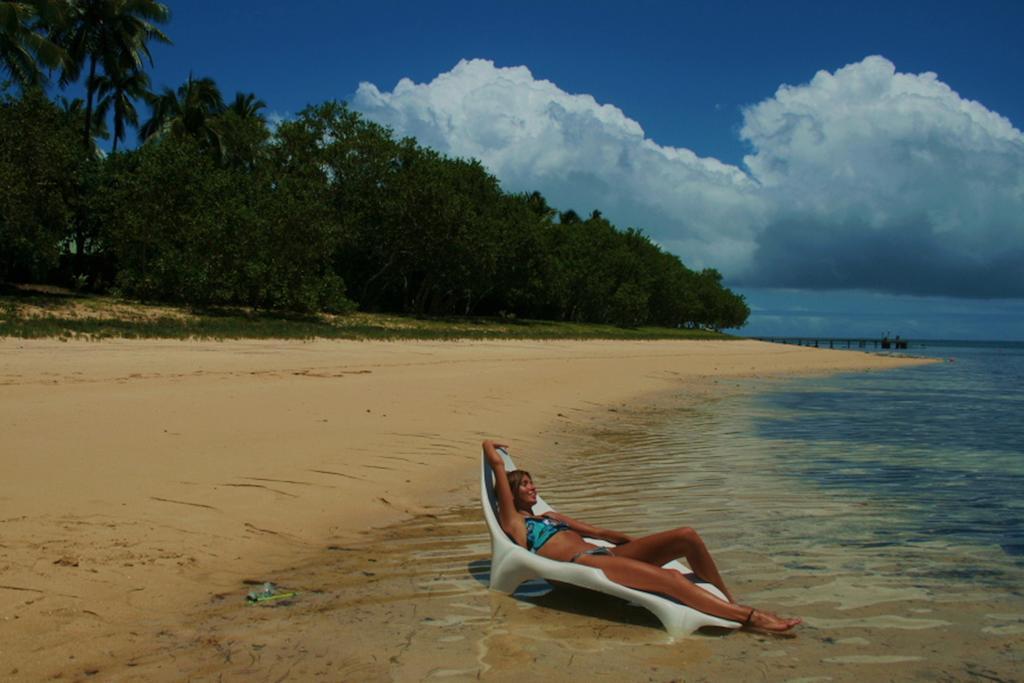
(481, 447, 742, 638)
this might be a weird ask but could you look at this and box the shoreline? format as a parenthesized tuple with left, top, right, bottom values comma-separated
(0, 338, 932, 679)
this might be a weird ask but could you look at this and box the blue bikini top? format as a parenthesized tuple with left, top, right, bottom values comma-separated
(525, 515, 571, 553)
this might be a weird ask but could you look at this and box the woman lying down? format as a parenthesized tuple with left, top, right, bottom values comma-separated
(484, 440, 801, 634)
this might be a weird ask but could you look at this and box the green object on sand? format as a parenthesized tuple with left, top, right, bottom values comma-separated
(246, 582, 297, 605)
(247, 591, 297, 604)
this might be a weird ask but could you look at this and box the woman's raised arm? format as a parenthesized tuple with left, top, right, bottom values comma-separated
(482, 439, 524, 543)
(482, 439, 509, 468)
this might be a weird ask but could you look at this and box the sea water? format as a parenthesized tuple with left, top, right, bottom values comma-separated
(750, 340, 1024, 564)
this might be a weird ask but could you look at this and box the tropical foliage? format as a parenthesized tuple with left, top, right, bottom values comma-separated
(53, 0, 170, 147)
(0, 0, 65, 87)
(93, 63, 148, 151)
(0, 88, 89, 281)
(140, 73, 222, 146)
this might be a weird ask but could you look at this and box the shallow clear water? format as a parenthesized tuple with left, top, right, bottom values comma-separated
(750, 341, 1024, 561)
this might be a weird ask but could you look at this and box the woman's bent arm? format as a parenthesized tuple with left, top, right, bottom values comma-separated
(482, 440, 525, 545)
(482, 439, 508, 467)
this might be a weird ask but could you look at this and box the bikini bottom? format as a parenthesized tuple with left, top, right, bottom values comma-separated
(570, 546, 615, 563)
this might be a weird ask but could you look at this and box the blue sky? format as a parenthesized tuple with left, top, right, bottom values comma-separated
(98, 1, 1024, 339)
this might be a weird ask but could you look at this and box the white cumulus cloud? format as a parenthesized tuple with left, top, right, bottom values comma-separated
(741, 56, 1024, 296)
(353, 56, 1024, 298)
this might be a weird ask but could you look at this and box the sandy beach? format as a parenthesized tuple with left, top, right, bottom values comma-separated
(0, 338, 936, 680)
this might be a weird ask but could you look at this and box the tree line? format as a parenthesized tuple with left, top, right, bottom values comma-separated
(0, 0, 749, 329)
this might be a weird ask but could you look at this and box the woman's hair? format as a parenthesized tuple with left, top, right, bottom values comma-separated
(506, 469, 532, 495)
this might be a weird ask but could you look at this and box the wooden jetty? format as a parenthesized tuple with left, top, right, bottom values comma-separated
(751, 336, 909, 350)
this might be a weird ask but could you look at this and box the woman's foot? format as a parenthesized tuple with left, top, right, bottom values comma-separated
(743, 608, 802, 634)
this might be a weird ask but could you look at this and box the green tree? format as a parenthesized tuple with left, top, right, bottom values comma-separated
(57, 94, 109, 155)
(98, 134, 352, 313)
(214, 92, 269, 169)
(275, 102, 404, 309)
(689, 268, 749, 329)
(0, 0, 65, 87)
(716, 291, 750, 330)
(55, 93, 107, 278)
(55, 0, 170, 148)
(93, 64, 149, 152)
(645, 250, 700, 327)
(525, 190, 557, 221)
(559, 208, 581, 225)
(228, 91, 265, 120)
(140, 73, 224, 153)
(0, 87, 88, 282)
(245, 164, 351, 313)
(214, 109, 268, 169)
(553, 214, 624, 322)
(607, 281, 649, 327)
(473, 191, 552, 317)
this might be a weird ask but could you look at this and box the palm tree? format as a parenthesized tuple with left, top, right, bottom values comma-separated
(140, 73, 224, 151)
(57, 94, 109, 157)
(559, 209, 582, 225)
(0, 0, 65, 87)
(228, 91, 266, 120)
(93, 65, 149, 152)
(54, 0, 170, 148)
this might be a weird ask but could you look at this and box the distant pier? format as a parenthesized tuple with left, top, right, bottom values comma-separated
(751, 337, 910, 350)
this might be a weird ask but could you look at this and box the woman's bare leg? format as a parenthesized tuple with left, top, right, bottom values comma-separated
(574, 553, 800, 632)
(614, 528, 735, 602)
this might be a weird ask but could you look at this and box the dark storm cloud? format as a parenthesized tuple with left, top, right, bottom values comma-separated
(737, 216, 1024, 298)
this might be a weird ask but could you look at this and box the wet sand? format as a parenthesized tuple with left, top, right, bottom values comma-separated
(0, 338, 938, 680)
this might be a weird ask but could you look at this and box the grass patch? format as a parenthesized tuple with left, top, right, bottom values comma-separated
(0, 288, 735, 342)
